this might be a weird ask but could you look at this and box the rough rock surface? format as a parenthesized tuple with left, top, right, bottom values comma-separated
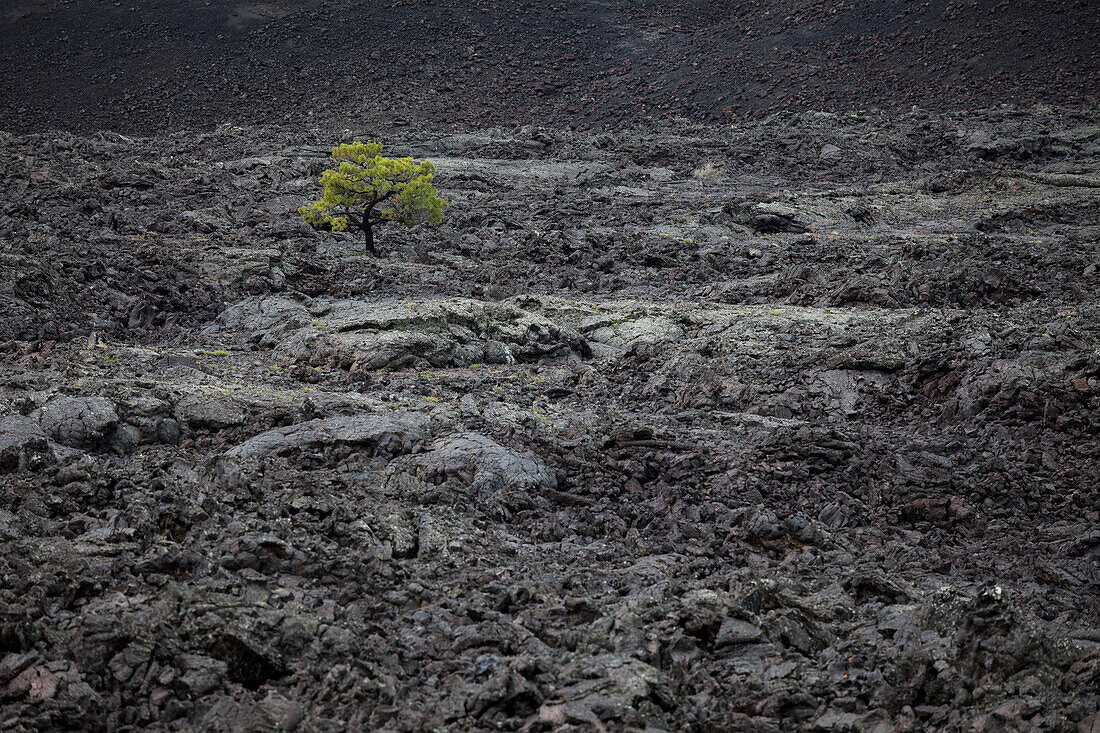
(0, 114, 1098, 731)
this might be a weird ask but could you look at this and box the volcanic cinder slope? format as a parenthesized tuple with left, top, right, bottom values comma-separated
(1, 0, 1098, 132)
(2, 2, 1100, 732)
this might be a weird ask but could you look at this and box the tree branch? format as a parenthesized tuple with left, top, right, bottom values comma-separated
(364, 189, 399, 220)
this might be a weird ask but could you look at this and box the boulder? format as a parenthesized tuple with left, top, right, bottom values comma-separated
(35, 395, 119, 448)
(174, 392, 247, 430)
(0, 415, 55, 472)
(749, 203, 810, 234)
(210, 296, 312, 345)
(543, 656, 674, 726)
(226, 413, 431, 461)
(715, 617, 765, 648)
(727, 200, 811, 233)
(413, 433, 557, 494)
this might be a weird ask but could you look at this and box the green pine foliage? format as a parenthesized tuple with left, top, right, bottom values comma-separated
(300, 142, 447, 253)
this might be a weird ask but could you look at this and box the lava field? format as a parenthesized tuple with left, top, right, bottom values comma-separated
(1, 2, 1099, 732)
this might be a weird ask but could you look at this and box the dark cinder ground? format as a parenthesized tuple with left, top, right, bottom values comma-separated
(1, 0, 1097, 133)
(1, 108, 1099, 731)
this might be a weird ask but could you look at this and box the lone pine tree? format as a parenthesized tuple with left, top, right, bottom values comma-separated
(300, 142, 446, 254)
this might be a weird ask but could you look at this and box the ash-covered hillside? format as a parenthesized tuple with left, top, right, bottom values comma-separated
(1, 0, 1097, 133)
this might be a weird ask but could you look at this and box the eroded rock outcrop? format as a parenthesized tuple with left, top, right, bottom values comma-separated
(212, 296, 590, 373)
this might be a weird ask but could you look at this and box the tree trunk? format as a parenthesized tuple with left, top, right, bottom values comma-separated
(362, 220, 375, 255)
